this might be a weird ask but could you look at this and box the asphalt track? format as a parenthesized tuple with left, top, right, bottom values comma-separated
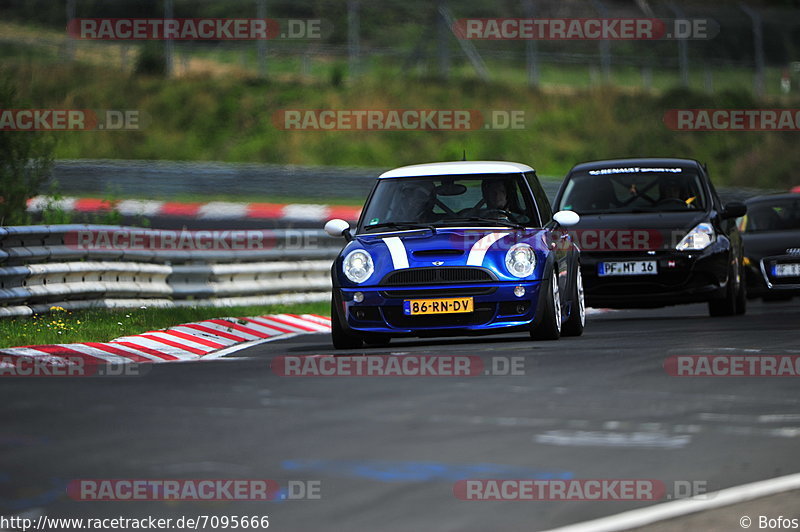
(1, 299, 799, 531)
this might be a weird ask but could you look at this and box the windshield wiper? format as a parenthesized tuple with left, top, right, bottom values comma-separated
(446, 217, 526, 230)
(362, 222, 437, 234)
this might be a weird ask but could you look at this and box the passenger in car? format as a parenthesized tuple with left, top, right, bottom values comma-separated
(393, 181, 437, 222)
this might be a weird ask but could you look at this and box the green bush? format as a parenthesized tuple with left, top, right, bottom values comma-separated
(0, 80, 54, 226)
(2, 60, 799, 192)
(135, 42, 167, 77)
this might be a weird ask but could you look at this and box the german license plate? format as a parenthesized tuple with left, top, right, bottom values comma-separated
(598, 260, 658, 276)
(773, 263, 800, 277)
(403, 297, 474, 316)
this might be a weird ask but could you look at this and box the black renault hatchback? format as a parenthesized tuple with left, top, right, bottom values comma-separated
(553, 158, 747, 316)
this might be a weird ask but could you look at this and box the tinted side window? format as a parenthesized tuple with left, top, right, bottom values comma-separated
(525, 171, 552, 224)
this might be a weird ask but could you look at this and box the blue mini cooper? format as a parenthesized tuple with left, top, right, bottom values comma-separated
(324, 161, 584, 348)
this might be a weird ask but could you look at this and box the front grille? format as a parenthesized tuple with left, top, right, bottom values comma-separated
(381, 267, 496, 286)
(383, 303, 495, 328)
(380, 287, 496, 298)
(583, 256, 691, 288)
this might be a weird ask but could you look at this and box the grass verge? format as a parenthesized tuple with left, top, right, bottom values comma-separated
(0, 302, 329, 349)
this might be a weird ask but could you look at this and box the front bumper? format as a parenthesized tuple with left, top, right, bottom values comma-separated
(580, 243, 730, 308)
(337, 281, 544, 337)
(745, 255, 800, 297)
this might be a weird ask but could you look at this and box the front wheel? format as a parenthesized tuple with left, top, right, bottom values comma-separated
(709, 262, 738, 317)
(561, 266, 585, 337)
(530, 267, 561, 341)
(734, 259, 747, 315)
(331, 299, 363, 349)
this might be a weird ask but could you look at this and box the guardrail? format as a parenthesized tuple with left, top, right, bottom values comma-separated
(0, 225, 341, 317)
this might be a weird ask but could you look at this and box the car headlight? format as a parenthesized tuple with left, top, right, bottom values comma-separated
(343, 249, 374, 284)
(505, 243, 536, 278)
(676, 222, 715, 251)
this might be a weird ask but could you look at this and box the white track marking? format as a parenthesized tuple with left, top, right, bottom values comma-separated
(274, 314, 332, 332)
(202, 333, 301, 359)
(534, 430, 691, 449)
(237, 319, 294, 336)
(282, 204, 329, 221)
(109, 336, 202, 359)
(248, 316, 308, 333)
(179, 321, 261, 340)
(2, 314, 327, 368)
(26, 196, 76, 212)
(138, 331, 219, 353)
(103, 342, 175, 362)
(298, 314, 332, 326)
(115, 199, 165, 216)
(544, 471, 800, 532)
(64, 343, 139, 364)
(197, 202, 250, 219)
(0, 347, 64, 358)
(168, 326, 239, 345)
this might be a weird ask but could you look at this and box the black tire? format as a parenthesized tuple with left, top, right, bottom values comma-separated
(530, 267, 561, 341)
(709, 263, 738, 317)
(561, 265, 585, 337)
(735, 263, 747, 315)
(331, 299, 363, 349)
(363, 335, 391, 347)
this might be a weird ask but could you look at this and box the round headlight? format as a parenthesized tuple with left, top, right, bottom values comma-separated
(505, 243, 536, 278)
(343, 249, 374, 284)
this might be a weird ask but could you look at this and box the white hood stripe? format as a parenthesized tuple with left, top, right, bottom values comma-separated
(383, 237, 409, 269)
(466, 232, 511, 266)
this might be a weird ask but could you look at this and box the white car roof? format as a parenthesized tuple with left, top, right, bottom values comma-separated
(378, 161, 534, 179)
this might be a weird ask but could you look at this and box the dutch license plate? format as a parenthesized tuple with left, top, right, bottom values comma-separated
(598, 260, 658, 276)
(773, 263, 800, 277)
(403, 297, 474, 316)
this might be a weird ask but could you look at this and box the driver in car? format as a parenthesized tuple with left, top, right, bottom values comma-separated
(399, 181, 437, 221)
(659, 177, 696, 208)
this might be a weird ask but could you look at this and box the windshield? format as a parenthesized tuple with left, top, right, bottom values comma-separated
(358, 174, 540, 232)
(741, 197, 800, 232)
(558, 168, 708, 214)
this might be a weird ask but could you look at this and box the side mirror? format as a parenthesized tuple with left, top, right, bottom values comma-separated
(721, 202, 747, 220)
(324, 218, 353, 241)
(552, 210, 580, 228)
